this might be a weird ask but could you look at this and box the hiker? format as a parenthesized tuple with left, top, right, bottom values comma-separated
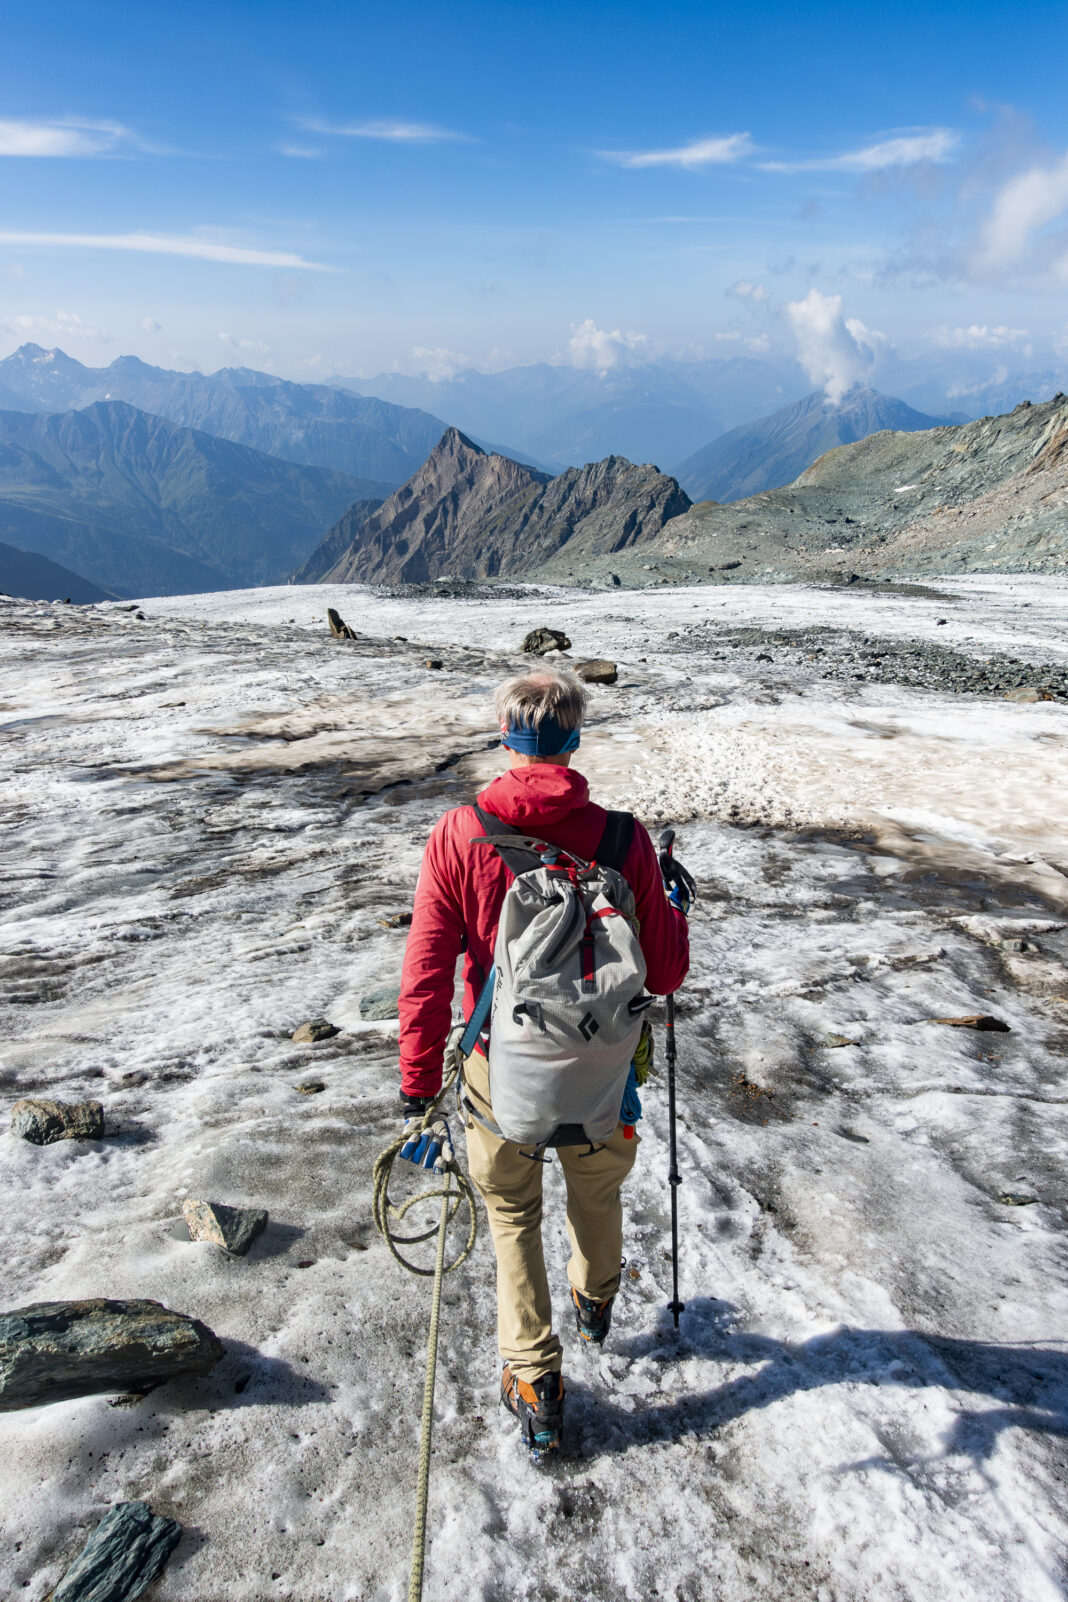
(396, 667, 690, 1455)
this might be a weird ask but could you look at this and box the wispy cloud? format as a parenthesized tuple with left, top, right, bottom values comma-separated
(974, 149, 1068, 275)
(278, 143, 322, 160)
(0, 231, 334, 270)
(300, 118, 473, 144)
(219, 332, 272, 360)
(597, 134, 753, 171)
(1, 309, 110, 342)
(927, 324, 1031, 351)
(0, 117, 134, 157)
(763, 128, 960, 174)
(726, 279, 770, 303)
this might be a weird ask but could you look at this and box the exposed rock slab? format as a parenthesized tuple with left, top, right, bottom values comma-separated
(51, 1500, 181, 1602)
(11, 1098, 103, 1145)
(327, 608, 357, 641)
(181, 1199, 268, 1255)
(0, 1299, 223, 1410)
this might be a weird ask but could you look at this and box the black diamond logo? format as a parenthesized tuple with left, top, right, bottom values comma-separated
(579, 1012, 599, 1041)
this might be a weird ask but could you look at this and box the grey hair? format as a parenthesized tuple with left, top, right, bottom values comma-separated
(494, 668, 588, 732)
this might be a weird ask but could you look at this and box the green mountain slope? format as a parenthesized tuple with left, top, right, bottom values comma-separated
(0, 400, 374, 595)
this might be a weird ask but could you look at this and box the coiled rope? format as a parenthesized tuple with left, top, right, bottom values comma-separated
(372, 1028, 479, 1602)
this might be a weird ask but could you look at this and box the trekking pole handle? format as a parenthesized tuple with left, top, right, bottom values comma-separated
(658, 827, 676, 856)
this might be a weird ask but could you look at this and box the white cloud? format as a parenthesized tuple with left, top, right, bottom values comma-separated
(1053, 326, 1068, 360)
(1, 309, 109, 342)
(301, 118, 472, 144)
(597, 134, 753, 171)
(0, 117, 132, 157)
(763, 127, 959, 174)
(411, 346, 473, 380)
(975, 149, 1068, 272)
(278, 143, 322, 159)
(927, 324, 1032, 352)
(727, 279, 770, 302)
(563, 319, 650, 371)
(219, 333, 272, 360)
(745, 333, 771, 352)
(785, 289, 887, 403)
(0, 231, 333, 270)
(139, 317, 162, 333)
(947, 365, 1009, 399)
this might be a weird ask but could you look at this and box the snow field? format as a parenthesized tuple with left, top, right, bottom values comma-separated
(1, 578, 1066, 1600)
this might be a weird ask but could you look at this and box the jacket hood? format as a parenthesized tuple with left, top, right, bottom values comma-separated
(477, 764, 590, 828)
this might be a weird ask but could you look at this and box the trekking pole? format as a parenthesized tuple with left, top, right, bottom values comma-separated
(658, 827, 686, 1331)
(372, 1033, 478, 1602)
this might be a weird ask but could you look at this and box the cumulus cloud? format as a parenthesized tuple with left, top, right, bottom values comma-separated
(1, 309, 109, 342)
(927, 324, 1032, 352)
(411, 346, 474, 380)
(785, 290, 887, 403)
(301, 118, 472, 144)
(727, 279, 770, 303)
(763, 127, 959, 174)
(975, 149, 1068, 275)
(597, 134, 753, 170)
(139, 318, 162, 333)
(0, 230, 333, 270)
(0, 117, 133, 157)
(564, 319, 650, 370)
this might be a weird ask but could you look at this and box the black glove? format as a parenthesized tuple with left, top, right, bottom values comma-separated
(658, 827, 697, 916)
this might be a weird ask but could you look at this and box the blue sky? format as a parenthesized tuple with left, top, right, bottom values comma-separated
(1, 0, 1067, 383)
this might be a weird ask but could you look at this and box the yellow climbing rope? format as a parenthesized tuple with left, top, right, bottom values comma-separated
(372, 1029, 479, 1602)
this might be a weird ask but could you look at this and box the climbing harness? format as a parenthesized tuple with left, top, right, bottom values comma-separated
(372, 1029, 479, 1602)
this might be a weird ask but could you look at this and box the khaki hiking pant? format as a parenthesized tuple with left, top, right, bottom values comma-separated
(462, 1048, 639, 1383)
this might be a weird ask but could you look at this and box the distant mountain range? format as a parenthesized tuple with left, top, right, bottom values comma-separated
(332, 357, 803, 472)
(0, 344, 496, 487)
(297, 427, 690, 584)
(0, 539, 111, 603)
(0, 401, 372, 596)
(675, 387, 953, 503)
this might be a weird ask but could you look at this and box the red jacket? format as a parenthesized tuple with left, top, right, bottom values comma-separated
(398, 764, 690, 1098)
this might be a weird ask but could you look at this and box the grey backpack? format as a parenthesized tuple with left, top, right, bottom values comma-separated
(462, 806, 651, 1149)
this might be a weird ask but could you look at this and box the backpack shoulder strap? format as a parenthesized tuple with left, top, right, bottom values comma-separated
(471, 804, 544, 878)
(596, 810, 634, 873)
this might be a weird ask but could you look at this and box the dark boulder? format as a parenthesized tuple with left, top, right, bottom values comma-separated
(0, 1299, 223, 1411)
(11, 1099, 103, 1145)
(51, 1500, 181, 1602)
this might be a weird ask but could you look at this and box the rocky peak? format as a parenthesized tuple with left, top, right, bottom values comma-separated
(300, 429, 689, 584)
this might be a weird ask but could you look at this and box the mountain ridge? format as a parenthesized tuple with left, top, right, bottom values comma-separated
(297, 428, 690, 584)
(0, 399, 374, 596)
(674, 386, 952, 504)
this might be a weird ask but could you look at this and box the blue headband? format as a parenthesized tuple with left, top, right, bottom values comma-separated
(501, 716, 581, 756)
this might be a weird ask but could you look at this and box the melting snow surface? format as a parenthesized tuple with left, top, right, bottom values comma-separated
(1, 576, 1067, 1601)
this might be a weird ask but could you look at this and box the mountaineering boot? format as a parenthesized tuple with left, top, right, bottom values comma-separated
(501, 1366, 565, 1458)
(572, 1287, 615, 1346)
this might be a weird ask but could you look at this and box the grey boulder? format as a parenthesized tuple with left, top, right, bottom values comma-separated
(360, 985, 401, 1021)
(0, 1299, 223, 1411)
(51, 1500, 181, 1602)
(11, 1099, 103, 1145)
(181, 1198, 268, 1256)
